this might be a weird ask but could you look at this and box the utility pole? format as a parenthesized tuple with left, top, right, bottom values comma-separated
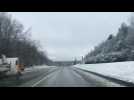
(81, 56, 85, 64)
(74, 58, 77, 65)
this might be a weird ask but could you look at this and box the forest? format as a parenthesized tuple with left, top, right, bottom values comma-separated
(84, 15, 134, 64)
(0, 13, 52, 66)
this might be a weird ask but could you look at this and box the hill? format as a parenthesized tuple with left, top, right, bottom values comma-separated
(84, 16, 134, 64)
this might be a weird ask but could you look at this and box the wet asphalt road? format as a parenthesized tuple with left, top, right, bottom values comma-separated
(0, 66, 126, 87)
(19, 66, 125, 87)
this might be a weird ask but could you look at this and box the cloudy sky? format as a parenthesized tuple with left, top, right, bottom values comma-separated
(9, 12, 131, 61)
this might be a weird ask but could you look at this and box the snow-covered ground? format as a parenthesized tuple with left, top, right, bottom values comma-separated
(24, 65, 57, 72)
(6, 65, 57, 75)
(74, 61, 134, 83)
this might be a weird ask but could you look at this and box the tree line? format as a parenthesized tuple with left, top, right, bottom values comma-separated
(84, 14, 134, 64)
(0, 12, 52, 66)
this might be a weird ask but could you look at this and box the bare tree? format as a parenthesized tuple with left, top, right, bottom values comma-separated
(0, 12, 52, 67)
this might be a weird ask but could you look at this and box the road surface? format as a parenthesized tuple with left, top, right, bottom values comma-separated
(0, 66, 129, 87)
(17, 66, 126, 87)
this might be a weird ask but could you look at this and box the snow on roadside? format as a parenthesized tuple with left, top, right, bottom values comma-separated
(6, 65, 57, 75)
(24, 65, 57, 72)
(73, 61, 134, 83)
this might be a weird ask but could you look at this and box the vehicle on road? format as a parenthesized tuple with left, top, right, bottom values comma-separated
(0, 54, 25, 78)
(0, 55, 11, 76)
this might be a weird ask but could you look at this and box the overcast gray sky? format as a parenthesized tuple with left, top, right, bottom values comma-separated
(9, 12, 131, 61)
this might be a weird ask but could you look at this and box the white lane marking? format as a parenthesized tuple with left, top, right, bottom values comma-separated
(31, 68, 59, 87)
(31, 75, 49, 87)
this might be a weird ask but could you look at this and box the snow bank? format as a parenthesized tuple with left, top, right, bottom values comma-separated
(74, 61, 134, 83)
(6, 65, 57, 75)
(24, 65, 57, 72)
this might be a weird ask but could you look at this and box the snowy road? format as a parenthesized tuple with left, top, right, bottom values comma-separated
(19, 66, 126, 87)
(0, 65, 129, 87)
(33, 67, 92, 87)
